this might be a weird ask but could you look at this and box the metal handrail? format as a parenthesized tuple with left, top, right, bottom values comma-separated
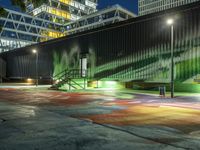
(53, 69, 68, 79)
(53, 69, 88, 80)
(50, 69, 88, 90)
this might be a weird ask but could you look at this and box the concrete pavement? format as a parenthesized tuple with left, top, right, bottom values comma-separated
(0, 87, 200, 150)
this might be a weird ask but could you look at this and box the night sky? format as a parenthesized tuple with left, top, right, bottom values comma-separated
(0, 0, 138, 14)
(98, 0, 138, 14)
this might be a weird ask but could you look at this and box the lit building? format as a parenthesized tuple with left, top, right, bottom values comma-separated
(25, 0, 98, 43)
(0, 8, 64, 52)
(139, 0, 199, 16)
(0, 1, 136, 53)
(65, 5, 136, 35)
(26, 0, 98, 24)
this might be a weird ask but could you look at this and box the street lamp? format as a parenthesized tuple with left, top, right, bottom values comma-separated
(32, 49, 38, 87)
(166, 18, 174, 98)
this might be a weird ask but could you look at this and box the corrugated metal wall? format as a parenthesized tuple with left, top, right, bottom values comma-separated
(0, 58, 6, 79)
(1, 2, 200, 83)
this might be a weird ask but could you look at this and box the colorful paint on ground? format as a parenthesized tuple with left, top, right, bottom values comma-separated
(1, 88, 200, 134)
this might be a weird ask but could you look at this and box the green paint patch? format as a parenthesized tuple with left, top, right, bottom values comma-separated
(87, 80, 125, 89)
(53, 49, 80, 77)
(175, 83, 200, 93)
(176, 57, 200, 81)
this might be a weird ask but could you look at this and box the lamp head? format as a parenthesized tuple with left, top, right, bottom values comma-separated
(32, 49, 37, 54)
(167, 18, 174, 25)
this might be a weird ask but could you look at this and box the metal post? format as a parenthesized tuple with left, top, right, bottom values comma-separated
(170, 25, 174, 98)
(36, 52, 38, 87)
(84, 78, 86, 89)
(69, 79, 71, 91)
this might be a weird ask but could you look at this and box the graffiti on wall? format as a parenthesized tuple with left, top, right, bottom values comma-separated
(53, 46, 80, 76)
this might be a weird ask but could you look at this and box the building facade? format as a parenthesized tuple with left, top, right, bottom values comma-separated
(26, 0, 98, 24)
(0, 1, 135, 53)
(0, 0, 98, 52)
(139, 0, 199, 16)
(1, 1, 200, 92)
(0, 8, 64, 52)
(65, 5, 135, 35)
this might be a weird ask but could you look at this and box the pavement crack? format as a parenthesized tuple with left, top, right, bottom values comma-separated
(93, 122, 193, 150)
(70, 116, 194, 150)
(75, 117, 193, 150)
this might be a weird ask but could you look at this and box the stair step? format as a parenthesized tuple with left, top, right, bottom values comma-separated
(50, 69, 87, 91)
(48, 87, 59, 90)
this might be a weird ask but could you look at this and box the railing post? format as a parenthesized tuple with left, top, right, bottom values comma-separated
(84, 78, 86, 89)
(69, 79, 71, 91)
(51, 76, 54, 85)
(65, 70, 67, 78)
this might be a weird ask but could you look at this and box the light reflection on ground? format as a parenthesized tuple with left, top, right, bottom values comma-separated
(1, 88, 200, 133)
(0, 87, 200, 149)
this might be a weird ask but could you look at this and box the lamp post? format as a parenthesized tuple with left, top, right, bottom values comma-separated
(166, 18, 174, 98)
(32, 49, 38, 87)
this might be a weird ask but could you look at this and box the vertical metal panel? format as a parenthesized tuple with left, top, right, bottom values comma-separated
(1, 3, 200, 84)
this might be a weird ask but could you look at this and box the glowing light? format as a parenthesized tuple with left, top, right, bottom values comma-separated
(27, 78, 33, 84)
(48, 7, 71, 20)
(40, 31, 65, 41)
(88, 81, 98, 88)
(59, 0, 71, 5)
(27, 78, 32, 81)
(166, 18, 174, 25)
(99, 81, 123, 89)
(32, 49, 37, 54)
(106, 81, 117, 86)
